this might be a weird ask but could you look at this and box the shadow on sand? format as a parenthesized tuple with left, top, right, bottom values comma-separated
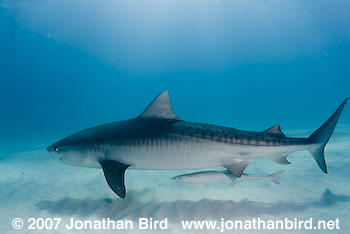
(36, 189, 350, 220)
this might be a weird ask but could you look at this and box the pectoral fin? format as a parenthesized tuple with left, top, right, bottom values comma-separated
(224, 161, 251, 177)
(100, 160, 129, 198)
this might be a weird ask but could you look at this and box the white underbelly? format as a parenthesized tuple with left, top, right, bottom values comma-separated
(105, 140, 301, 170)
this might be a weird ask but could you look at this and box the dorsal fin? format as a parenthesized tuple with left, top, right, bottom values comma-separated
(139, 90, 179, 120)
(263, 124, 285, 137)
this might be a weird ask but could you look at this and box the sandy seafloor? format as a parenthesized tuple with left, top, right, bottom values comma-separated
(0, 125, 349, 234)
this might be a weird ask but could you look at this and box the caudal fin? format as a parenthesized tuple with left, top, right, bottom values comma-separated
(308, 98, 348, 173)
(269, 170, 284, 185)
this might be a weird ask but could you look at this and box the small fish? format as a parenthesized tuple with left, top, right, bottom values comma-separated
(172, 170, 283, 186)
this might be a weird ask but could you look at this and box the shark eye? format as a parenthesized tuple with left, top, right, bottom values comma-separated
(55, 147, 58, 152)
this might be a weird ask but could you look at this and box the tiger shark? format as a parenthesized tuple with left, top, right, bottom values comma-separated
(47, 91, 348, 198)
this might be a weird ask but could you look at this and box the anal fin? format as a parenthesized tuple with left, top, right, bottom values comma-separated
(100, 160, 129, 198)
(224, 161, 251, 177)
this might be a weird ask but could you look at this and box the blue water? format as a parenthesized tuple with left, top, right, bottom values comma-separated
(0, 0, 349, 155)
(0, 1, 350, 233)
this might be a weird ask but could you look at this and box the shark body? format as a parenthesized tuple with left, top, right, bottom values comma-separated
(47, 91, 348, 198)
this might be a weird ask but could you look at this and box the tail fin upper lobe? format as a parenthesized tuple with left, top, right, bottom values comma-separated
(308, 98, 349, 173)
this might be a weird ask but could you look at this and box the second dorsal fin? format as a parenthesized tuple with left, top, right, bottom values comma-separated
(263, 124, 285, 137)
(139, 90, 179, 120)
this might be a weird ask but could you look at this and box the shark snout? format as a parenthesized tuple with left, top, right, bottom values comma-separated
(46, 146, 52, 152)
(46, 144, 59, 155)
(46, 145, 54, 153)
(47, 144, 64, 162)
(172, 176, 182, 181)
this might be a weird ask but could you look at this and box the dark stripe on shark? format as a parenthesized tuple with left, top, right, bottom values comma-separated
(166, 122, 311, 147)
(111, 124, 311, 148)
